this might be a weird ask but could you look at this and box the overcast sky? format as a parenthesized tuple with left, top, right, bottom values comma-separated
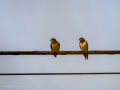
(0, 0, 120, 90)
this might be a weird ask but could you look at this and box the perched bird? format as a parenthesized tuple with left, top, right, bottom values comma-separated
(79, 37, 88, 60)
(50, 38, 60, 57)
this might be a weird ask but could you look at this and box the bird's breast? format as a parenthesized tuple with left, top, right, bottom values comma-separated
(79, 41, 88, 51)
(52, 43, 60, 51)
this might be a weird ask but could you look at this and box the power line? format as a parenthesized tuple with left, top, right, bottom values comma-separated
(0, 72, 120, 75)
(0, 51, 120, 55)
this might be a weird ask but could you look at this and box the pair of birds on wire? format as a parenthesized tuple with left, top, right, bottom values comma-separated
(50, 37, 88, 60)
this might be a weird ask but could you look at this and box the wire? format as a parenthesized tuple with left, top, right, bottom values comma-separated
(0, 51, 120, 55)
(0, 72, 120, 75)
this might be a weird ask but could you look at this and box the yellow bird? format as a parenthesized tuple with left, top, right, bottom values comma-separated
(79, 37, 88, 60)
(50, 38, 60, 57)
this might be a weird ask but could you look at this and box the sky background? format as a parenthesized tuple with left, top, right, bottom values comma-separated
(0, 0, 120, 90)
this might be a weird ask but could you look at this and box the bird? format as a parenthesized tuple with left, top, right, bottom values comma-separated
(78, 37, 88, 60)
(50, 38, 60, 57)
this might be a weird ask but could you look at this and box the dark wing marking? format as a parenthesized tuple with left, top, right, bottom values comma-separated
(85, 41, 88, 60)
(57, 42, 60, 51)
(86, 41, 88, 50)
(50, 43, 53, 51)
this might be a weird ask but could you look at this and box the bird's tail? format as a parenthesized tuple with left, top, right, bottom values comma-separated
(84, 54, 88, 60)
(54, 54, 57, 57)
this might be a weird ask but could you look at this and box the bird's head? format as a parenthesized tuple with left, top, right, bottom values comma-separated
(78, 37, 85, 42)
(50, 38, 57, 43)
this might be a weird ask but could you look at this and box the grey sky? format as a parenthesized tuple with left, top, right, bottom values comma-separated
(0, 0, 120, 90)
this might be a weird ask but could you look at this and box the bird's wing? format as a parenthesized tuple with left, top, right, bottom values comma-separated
(79, 43, 82, 49)
(50, 43, 53, 51)
(86, 41, 88, 50)
(57, 42, 60, 51)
